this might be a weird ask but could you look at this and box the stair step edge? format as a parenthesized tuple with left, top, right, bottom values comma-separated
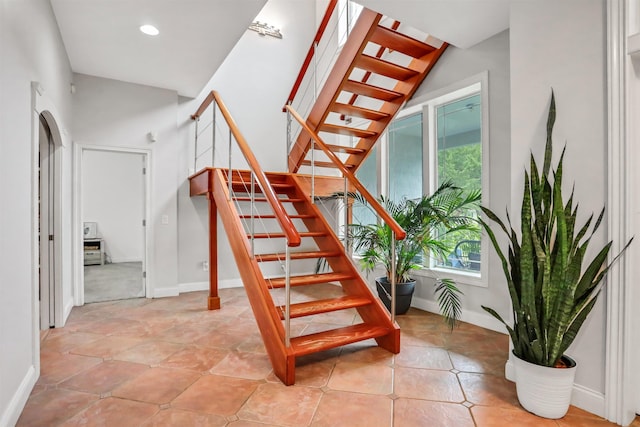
(290, 323, 391, 357)
(256, 250, 342, 262)
(268, 272, 354, 288)
(250, 231, 327, 239)
(276, 296, 372, 319)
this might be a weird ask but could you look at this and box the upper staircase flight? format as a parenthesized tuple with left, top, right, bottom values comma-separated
(286, 6, 448, 174)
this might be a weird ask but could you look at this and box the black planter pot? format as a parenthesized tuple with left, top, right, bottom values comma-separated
(375, 276, 415, 315)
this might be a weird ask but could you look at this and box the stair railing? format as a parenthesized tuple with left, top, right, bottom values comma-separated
(283, 0, 362, 165)
(192, 91, 301, 345)
(286, 104, 406, 322)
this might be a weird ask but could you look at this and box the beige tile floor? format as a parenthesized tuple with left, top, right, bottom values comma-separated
(18, 286, 640, 426)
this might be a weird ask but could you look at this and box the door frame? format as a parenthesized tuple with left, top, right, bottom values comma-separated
(73, 144, 151, 305)
(31, 82, 69, 382)
(605, 0, 639, 424)
(38, 115, 61, 330)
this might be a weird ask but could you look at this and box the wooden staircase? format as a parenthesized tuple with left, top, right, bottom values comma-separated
(190, 167, 400, 385)
(288, 8, 448, 173)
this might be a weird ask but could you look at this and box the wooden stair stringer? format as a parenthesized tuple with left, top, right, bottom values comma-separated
(210, 169, 295, 384)
(288, 173, 400, 353)
(288, 8, 383, 173)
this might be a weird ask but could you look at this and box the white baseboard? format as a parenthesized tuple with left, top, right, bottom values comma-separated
(572, 383, 605, 418)
(108, 258, 142, 264)
(152, 287, 179, 298)
(505, 357, 604, 417)
(0, 365, 37, 427)
(176, 279, 243, 293)
(63, 299, 74, 325)
(411, 295, 507, 334)
(153, 279, 244, 298)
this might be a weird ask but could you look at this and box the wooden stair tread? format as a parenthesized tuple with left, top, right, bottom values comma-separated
(239, 214, 315, 219)
(320, 144, 366, 155)
(256, 250, 341, 262)
(277, 295, 372, 319)
(233, 197, 304, 202)
(250, 231, 326, 239)
(330, 103, 390, 121)
(301, 160, 355, 169)
(229, 181, 294, 191)
(319, 124, 377, 138)
(269, 272, 354, 288)
(371, 25, 435, 58)
(290, 323, 391, 356)
(355, 54, 418, 81)
(343, 80, 403, 101)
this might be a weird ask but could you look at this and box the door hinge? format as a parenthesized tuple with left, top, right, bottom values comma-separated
(142, 271, 146, 278)
(142, 219, 146, 226)
(142, 167, 146, 175)
(48, 235, 54, 241)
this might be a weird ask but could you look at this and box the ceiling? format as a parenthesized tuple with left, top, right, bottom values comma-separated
(50, 0, 509, 99)
(50, 0, 268, 98)
(356, 0, 510, 49)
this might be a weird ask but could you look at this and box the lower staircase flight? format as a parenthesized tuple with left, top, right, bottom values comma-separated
(190, 166, 400, 385)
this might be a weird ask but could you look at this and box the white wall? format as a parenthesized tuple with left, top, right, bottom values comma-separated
(0, 0, 74, 424)
(177, 0, 317, 286)
(510, 0, 608, 408)
(399, 30, 513, 331)
(82, 150, 144, 263)
(72, 73, 179, 296)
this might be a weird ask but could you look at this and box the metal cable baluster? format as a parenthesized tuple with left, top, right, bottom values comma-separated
(343, 176, 349, 252)
(250, 173, 255, 258)
(391, 231, 397, 323)
(311, 139, 315, 203)
(313, 41, 318, 102)
(194, 117, 199, 172)
(211, 103, 217, 167)
(285, 243, 291, 347)
(286, 109, 292, 172)
(311, 40, 318, 204)
(228, 128, 232, 200)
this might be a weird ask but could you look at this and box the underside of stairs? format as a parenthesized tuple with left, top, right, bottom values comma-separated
(288, 7, 448, 174)
(190, 167, 400, 385)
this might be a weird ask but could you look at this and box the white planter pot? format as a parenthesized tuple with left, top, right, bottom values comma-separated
(512, 352, 577, 419)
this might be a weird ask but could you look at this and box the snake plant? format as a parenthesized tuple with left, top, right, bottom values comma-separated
(480, 92, 632, 367)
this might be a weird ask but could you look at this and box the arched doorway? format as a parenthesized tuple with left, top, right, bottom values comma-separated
(38, 111, 63, 330)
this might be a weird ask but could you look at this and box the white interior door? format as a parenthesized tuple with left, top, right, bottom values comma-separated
(39, 116, 55, 329)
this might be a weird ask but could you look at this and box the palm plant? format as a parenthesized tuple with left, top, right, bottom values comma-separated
(347, 181, 481, 328)
(479, 92, 632, 367)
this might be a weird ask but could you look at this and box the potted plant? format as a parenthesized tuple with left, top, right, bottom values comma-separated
(479, 92, 632, 419)
(346, 182, 481, 327)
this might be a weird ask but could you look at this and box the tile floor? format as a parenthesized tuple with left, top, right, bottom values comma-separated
(18, 286, 640, 426)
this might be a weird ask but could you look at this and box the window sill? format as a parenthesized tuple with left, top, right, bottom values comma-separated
(411, 266, 487, 288)
(350, 255, 488, 288)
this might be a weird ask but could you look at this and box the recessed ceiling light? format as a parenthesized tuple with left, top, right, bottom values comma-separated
(139, 25, 159, 36)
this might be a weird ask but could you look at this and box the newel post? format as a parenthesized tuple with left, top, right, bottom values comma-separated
(207, 192, 221, 310)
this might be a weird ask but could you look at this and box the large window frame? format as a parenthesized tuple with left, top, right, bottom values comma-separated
(358, 72, 490, 287)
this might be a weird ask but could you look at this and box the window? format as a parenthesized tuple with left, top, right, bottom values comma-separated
(388, 113, 423, 202)
(430, 89, 482, 273)
(338, 0, 363, 46)
(354, 148, 378, 226)
(361, 77, 488, 285)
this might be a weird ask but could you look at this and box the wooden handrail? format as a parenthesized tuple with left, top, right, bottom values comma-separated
(282, 0, 339, 111)
(285, 105, 406, 240)
(193, 91, 301, 247)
